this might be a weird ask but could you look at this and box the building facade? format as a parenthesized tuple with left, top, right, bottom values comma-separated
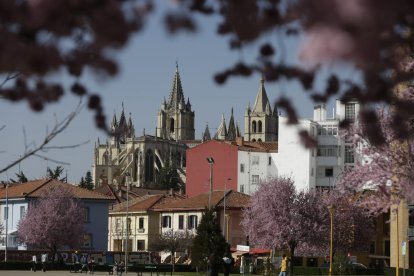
(92, 65, 195, 189)
(0, 179, 114, 251)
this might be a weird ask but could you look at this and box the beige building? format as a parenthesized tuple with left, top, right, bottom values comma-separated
(108, 193, 184, 252)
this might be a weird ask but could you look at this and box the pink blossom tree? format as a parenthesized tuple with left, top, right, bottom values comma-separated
(336, 105, 414, 213)
(241, 177, 327, 276)
(242, 177, 374, 275)
(17, 186, 85, 255)
(323, 191, 375, 255)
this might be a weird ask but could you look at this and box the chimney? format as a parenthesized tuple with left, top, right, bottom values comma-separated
(236, 137, 244, 146)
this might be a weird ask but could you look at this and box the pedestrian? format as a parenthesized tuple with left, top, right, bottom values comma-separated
(117, 260, 125, 276)
(80, 254, 89, 273)
(41, 253, 48, 272)
(88, 257, 95, 274)
(279, 255, 288, 276)
(31, 254, 37, 272)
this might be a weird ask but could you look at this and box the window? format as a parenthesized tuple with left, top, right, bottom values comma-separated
(317, 145, 340, 157)
(137, 240, 145, 251)
(345, 103, 356, 121)
(178, 215, 184, 230)
(252, 121, 257, 133)
(162, 216, 171, 228)
(258, 121, 262, 133)
(240, 163, 245, 173)
(317, 125, 338, 136)
(384, 240, 390, 256)
(188, 215, 198, 229)
(139, 218, 144, 229)
(83, 207, 90, 223)
(127, 218, 131, 232)
(20, 206, 26, 219)
(252, 156, 259, 165)
(325, 168, 333, 177)
(311, 168, 314, 177)
(345, 145, 354, 163)
(252, 175, 259, 185)
(115, 218, 121, 232)
(240, 185, 244, 193)
(4, 206, 8, 220)
(268, 157, 271, 165)
(82, 234, 92, 248)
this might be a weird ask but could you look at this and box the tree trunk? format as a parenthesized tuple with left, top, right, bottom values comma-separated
(289, 243, 296, 276)
(171, 250, 175, 272)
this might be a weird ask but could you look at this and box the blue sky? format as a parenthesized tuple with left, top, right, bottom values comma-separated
(0, 2, 353, 183)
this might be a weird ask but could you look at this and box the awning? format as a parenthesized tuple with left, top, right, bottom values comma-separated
(249, 248, 271, 255)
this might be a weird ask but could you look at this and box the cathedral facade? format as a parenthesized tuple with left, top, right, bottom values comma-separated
(92, 65, 193, 188)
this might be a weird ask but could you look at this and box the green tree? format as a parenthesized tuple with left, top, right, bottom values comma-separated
(47, 166, 66, 181)
(84, 171, 94, 190)
(10, 171, 28, 183)
(79, 177, 86, 189)
(155, 160, 181, 191)
(191, 208, 228, 276)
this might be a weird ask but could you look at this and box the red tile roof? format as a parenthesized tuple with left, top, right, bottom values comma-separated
(234, 141, 278, 152)
(152, 190, 250, 212)
(0, 179, 115, 201)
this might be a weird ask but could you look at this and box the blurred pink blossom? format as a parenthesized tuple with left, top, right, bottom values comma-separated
(299, 26, 355, 65)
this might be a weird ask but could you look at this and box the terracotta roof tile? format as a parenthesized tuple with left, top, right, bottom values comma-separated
(152, 190, 250, 211)
(234, 141, 278, 152)
(0, 179, 115, 201)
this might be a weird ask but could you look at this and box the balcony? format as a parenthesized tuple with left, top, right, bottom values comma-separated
(137, 228, 145, 233)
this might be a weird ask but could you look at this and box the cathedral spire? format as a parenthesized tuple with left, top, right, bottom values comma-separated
(252, 76, 272, 115)
(202, 122, 211, 141)
(168, 63, 185, 110)
(227, 108, 237, 141)
(111, 111, 118, 132)
(128, 112, 135, 138)
(214, 114, 228, 140)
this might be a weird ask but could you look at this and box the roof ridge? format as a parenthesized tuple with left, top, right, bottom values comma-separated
(25, 178, 53, 197)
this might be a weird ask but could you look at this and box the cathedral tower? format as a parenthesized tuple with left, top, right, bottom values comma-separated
(156, 64, 195, 141)
(244, 77, 278, 142)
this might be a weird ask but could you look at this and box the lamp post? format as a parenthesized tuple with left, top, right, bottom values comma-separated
(124, 172, 131, 274)
(3, 183, 8, 262)
(223, 178, 231, 242)
(206, 157, 214, 209)
(328, 205, 336, 276)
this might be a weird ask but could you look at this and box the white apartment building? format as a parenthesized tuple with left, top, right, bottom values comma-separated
(237, 99, 360, 194)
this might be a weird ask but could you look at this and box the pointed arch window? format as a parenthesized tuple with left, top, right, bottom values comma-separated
(103, 151, 109, 165)
(258, 121, 262, 133)
(252, 121, 257, 133)
(170, 118, 175, 133)
(145, 150, 154, 182)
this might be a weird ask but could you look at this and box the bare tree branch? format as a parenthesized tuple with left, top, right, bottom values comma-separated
(32, 154, 71, 166)
(0, 102, 86, 175)
(0, 72, 20, 89)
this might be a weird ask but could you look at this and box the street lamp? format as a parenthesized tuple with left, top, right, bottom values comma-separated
(223, 178, 231, 242)
(3, 183, 8, 262)
(124, 172, 131, 274)
(206, 157, 214, 209)
(328, 205, 336, 276)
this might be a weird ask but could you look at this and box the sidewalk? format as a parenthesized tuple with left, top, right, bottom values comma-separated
(0, 271, 115, 276)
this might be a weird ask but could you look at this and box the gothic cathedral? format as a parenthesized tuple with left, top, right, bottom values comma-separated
(92, 65, 193, 188)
